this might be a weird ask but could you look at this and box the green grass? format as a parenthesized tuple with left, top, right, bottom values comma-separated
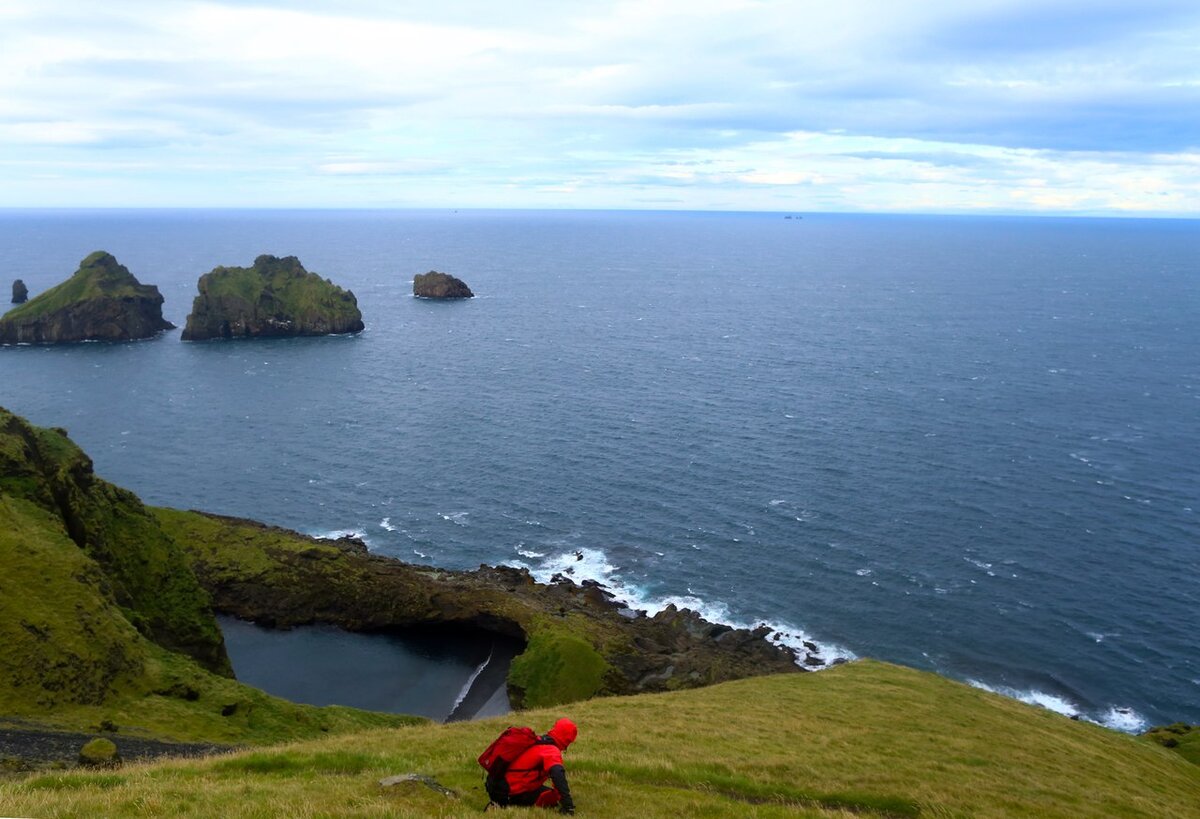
(2, 662, 1197, 818)
(508, 628, 609, 708)
(1145, 723, 1200, 766)
(0, 492, 420, 745)
(1, 252, 147, 322)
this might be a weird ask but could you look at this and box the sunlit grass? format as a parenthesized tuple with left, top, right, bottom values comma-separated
(3, 661, 1196, 818)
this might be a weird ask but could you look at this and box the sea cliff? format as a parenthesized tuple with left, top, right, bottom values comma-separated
(182, 255, 364, 340)
(0, 253, 173, 344)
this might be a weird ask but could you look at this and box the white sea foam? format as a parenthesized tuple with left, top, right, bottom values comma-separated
(1100, 707, 1148, 733)
(439, 511, 470, 525)
(516, 546, 855, 669)
(967, 679, 1148, 733)
(379, 517, 398, 532)
(309, 527, 369, 544)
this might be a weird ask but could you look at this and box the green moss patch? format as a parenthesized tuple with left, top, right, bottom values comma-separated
(508, 628, 609, 708)
(2, 252, 144, 322)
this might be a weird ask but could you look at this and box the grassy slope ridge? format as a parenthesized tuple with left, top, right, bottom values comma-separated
(1, 251, 158, 322)
(0, 408, 417, 744)
(4, 662, 1198, 818)
(0, 408, 227, 672)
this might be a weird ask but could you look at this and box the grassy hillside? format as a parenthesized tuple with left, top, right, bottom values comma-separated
(0, 490, 418, 745)
(1, 252, 145, 322)
(0, 408, 226, 671)
(3, 661, 1197, 818)
(0, 408, 420, 745)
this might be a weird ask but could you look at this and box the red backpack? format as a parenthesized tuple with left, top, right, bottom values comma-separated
(478, 726, 539, 802)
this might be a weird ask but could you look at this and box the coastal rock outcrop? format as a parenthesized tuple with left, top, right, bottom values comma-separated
(11, 280, 27, 304)
(156, 512, 803, 709)
(413, 271, 473, 299)
(0, 253, 173, 344)
(1, 407, 803, 742)
(182, 255, 364, 341)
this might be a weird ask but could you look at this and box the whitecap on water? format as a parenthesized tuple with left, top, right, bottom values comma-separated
(967, 679, 1147, 733)
(308, 527, 369, 543)
(516, 546, 855, 669)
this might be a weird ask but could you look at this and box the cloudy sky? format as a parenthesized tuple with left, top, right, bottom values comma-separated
(2, 0, 1199, 214)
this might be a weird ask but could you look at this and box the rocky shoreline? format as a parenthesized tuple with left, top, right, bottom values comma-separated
(159, 511, 807, 709)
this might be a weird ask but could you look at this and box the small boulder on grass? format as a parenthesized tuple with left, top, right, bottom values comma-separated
(78, 738, 121, 768)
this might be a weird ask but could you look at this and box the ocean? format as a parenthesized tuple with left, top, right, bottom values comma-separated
(0, 208, 1196, 731)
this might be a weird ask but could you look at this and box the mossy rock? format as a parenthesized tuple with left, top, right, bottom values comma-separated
(0, 252, 173, 344)
(78, 738, 120, 768)
(508, 629, 609, 708)
(413, 271, 473, 299)
(182, 255, 363, 340)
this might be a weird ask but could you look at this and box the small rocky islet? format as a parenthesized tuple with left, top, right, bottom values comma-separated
(0, 252, 173, 344)
(182, 254, 364, 341)
(413, 270, 473, 298)
(11, 279, 27, 304)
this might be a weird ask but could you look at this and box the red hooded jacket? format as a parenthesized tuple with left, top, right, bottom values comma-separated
(504, 718, 578, 798)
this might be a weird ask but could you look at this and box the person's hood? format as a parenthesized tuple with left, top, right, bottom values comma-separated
(547, 718, 577, 750)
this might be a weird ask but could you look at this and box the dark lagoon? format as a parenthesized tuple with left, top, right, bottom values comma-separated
(218, 617, 516, 721)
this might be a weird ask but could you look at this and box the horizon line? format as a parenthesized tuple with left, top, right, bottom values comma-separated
(0, 205, 1196, 222)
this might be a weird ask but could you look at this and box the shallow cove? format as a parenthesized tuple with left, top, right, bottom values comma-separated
(217, 616, 519, 721)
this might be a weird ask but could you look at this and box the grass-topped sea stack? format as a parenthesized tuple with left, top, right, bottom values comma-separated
(0, 252, 173, 344)
(182, 255, 364, 341)
(413, 270, 473, 299)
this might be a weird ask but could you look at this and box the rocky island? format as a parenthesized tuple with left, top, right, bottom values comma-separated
(413, 270, 473, 298)
(181, 255, 364, 341)
(11, 279, 27, 304)
(0, 252, 173, 345)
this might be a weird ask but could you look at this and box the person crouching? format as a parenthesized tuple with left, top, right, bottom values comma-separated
(501, 718, 577, 814)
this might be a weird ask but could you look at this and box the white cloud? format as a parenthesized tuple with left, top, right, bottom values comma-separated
(0, 0, 1198, 212)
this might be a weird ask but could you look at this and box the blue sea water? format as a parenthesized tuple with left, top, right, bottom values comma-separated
(0, 209, 1196, 730)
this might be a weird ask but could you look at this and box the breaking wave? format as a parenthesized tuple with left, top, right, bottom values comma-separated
(509, 546, 855, 669)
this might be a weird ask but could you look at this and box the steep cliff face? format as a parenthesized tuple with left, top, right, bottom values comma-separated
(11, 279, 27, 304)
(0, 408, 229, 675)
(0, 253, 173, 344)
(182, 255, 364, 340)
(413, 271, 473, 299)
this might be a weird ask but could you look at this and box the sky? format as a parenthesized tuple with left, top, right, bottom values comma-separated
(2, 0, 1199, 214)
